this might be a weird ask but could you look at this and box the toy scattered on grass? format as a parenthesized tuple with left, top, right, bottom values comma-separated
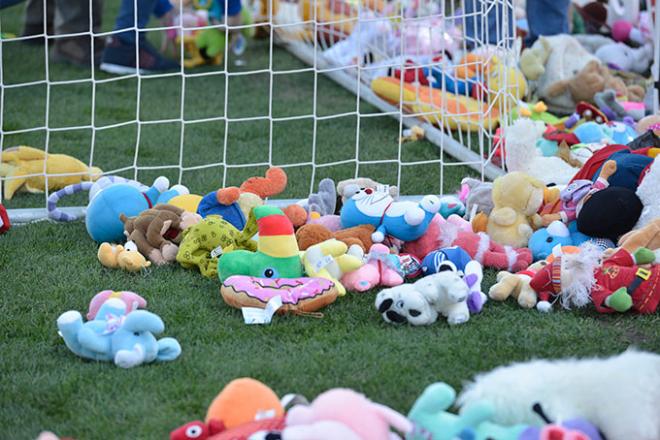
(221, 276, 338, 314)
(57, 296, 181, 368)
(120, 204, 202, 266)
(217, 205, 303, 282)
(421, 246, 487, 313)
(176, 213, 258, 278)
(0, 203, 9, 234)
(170, 378, 287, 440)
(301, 239, 363, 296)
(86, 290, 147, 320)
(457, 349, 659, 439)
(284, 177, 337, 226)
(375, 271, 473, 326)
(0, 146, 102, 200)
(488, 260, 549, 309)
(528, 221, 612, 262)
(295, 223, 374, 252)
(341, 243, 404, 292)
(340, 186, 440, 243)
(97, 242, 151, 272)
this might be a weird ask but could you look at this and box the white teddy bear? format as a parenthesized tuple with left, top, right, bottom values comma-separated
(375, 271, 472, 326)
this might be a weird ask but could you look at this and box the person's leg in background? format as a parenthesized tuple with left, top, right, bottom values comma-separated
(51, 0, 104, 67)
(463, 0, 514, 49)
(100, 0, 179, 74)
(22, 0, 55, 42)
(525, 0, 570, 46)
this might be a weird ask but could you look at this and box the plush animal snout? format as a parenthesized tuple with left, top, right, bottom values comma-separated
(386, 310, 407, 324)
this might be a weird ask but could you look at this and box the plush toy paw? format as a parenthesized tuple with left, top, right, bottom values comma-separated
(404, 206, 426, 226)
(536, 301, 552, 313)
(114, 344, 145, 369)
(153, 176, 170, 193)
(467, 291, 487, 314)
(605, 288, 633, 312)
(371, 231, 385, 243)
(447, 312, 469, 325)
(148, 249, 167, 266)
(161, 243, 179, 262)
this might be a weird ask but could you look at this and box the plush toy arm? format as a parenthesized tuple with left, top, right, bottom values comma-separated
(372, 225, 387, 243)
(77, 325, 111, 354)
(156, 337, 182, 362)
(489, 207, 517, 226)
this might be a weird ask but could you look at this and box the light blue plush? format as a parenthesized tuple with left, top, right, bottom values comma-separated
(85, 177, 187, 243)
(57, 298, 181, 368)
(340, 190, 440, 242)
(439, 195, 466, 219)
(528, 220, 608, 261)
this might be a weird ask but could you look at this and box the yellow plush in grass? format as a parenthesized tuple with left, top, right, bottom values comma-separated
(0, 146, 102, 199)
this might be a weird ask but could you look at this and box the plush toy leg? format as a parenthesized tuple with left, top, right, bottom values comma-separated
(444, 301, 470, 325)
(488, 272, 517, 301)
(342, 264, 379, 292)
(516, 281, 538, 309)
(114, 343, 145, 368)
(380, 267, 404, 287)
(57, 311, 86, 357)
(156, 337, 182, 362)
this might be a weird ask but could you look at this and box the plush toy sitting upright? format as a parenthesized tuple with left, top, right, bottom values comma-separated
(375, 271, 473, 326)
(217, 205, 303, 282)
(57, 297, 181, 368)
(340, 187, 440, 243)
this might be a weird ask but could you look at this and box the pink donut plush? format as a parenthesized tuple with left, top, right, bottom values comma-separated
(220, 276, 338, 313)
(86, 290, 147, 320)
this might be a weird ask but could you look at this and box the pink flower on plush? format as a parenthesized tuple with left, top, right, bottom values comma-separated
(341, 244, 404, 292)
(285, 388, 412, 440)
(86, 290, 147, 320)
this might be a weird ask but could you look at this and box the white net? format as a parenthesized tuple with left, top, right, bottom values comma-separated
(0, 0, 520, 220)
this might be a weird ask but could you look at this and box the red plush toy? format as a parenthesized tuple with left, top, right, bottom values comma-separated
(0, 203, 10, 234)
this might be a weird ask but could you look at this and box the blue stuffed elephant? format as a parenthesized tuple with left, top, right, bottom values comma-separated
(57, 298, 181, 368)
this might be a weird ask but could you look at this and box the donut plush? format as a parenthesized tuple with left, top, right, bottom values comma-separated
(220, 276, 338, 314)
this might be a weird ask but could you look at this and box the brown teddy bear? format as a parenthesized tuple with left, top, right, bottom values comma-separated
(546, 60, 645, 104)
(120, 204, 201, 265)
(295, 223, 375, 252)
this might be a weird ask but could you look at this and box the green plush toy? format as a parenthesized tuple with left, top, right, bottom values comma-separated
(217, 205, 303, 282)
(196, 28, 227, 59)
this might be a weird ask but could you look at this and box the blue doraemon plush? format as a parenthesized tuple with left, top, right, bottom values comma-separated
(528, 220, 614, 261)
(421, 246, 487, 313)
(57, 297, 181, 368)
(340, 188, 440, 242)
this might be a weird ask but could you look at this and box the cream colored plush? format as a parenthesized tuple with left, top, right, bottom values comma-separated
(487, 172, 545, 248)
(488, 260, 548, 309)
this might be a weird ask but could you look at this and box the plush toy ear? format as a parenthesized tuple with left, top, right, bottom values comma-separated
(240, 167, 288, 198)
(122, 310, 165, 335)
(216, 187, 241, 205)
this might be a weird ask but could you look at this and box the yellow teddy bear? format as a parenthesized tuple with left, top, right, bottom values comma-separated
(0, 146, 102, 199)
(486, 172, 546, 248)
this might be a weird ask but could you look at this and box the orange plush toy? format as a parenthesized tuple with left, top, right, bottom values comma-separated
(215, 167, 289, 220)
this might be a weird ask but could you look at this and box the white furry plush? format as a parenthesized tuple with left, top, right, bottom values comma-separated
(635, 156, 660, 229)
(457, 349, 660, 439)
(504, 118, 578, 186)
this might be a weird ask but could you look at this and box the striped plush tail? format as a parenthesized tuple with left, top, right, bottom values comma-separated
(48, 182, 94, 222)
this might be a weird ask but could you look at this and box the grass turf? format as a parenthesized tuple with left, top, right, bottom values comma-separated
(1, 3, 660, 439)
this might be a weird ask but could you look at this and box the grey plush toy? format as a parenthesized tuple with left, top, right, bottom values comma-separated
(461, 177, 493, 220)
(297, 178, 337, 216)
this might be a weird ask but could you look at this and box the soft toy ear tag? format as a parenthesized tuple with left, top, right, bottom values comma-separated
(547, 221, 570, 238)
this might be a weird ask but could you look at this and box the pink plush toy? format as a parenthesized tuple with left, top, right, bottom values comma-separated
(403, 214, 532, 272)
(285, 388, 413, 440)
(341, 244, 404, 292)
(86, 290, 147, 320)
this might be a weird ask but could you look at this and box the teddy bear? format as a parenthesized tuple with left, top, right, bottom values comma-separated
(487, 172, 546, 248)
(120, 204, 202, 265)
(295, 223, 374, 251)
(545, 60, 645, 106)
(488, 260, 549, 309)
(97, 241, 152, 272)
(375, 271, 473, 326)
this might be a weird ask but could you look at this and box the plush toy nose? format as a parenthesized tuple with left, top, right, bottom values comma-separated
(386, 310, 407, 324)
(365, 188, 373, 194)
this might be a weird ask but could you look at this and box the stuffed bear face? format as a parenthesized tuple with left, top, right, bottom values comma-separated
(375, 284, 438, 326)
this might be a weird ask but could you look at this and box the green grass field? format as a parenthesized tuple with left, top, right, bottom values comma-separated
(1, 3, 659, 439)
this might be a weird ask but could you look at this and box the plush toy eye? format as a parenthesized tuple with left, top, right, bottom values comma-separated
(263, 268, 278, 278)
(186, 425, 203, 438)
(133, 332, 140, 336)
(409, 309, 421, 317)
(396, 300, 405, 308)
(546, 237, 553, 243)
(124, 241, 138, 252)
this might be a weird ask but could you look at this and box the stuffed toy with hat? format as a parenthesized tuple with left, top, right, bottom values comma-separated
(0, 146, 102, 200)
(217, 205, 303, 282)
(0, 203, 9, 234)
(302, 239, 364, 296)
(120, 204, 202, 265)
(340, 187, 440, 243)
(86, 290, 147, 320)
(295, 223, 374, 251)
(341, 243, 404, 292)
(283, 388, 412, 440)
(487, 172, 546, 248)
(403, 214, 533, 272)
(197, 167, 288, 230)
(57, 296, 181, 368)
(421, 246, 487, 313)
(488, 260, 549, 309)
(375, 271, 473, 326)
(97, 242, 151, 272)
(170, 378, 287, 440)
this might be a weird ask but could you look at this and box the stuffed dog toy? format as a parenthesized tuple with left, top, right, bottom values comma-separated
(375, 271, 472, 326)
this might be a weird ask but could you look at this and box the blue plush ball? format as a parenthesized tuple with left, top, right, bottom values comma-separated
(86, 184, 150, 243)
